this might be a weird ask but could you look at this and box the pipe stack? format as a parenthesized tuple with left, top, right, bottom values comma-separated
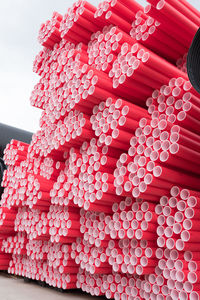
(0, 0, 200, 299)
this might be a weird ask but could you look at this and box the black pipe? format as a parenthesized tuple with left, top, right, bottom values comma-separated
(187, 28, 200, 94)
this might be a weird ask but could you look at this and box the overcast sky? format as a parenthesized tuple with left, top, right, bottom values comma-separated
(0, 0, 199, 133)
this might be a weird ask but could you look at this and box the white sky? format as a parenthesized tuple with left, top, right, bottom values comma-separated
(0, 0, 199, 133)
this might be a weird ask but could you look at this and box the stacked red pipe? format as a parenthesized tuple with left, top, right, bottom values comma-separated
(0, 0, 200, 299)
(38, 12, 63, 49)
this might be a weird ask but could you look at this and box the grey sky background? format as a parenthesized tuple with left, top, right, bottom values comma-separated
(0, 0, 199, 133)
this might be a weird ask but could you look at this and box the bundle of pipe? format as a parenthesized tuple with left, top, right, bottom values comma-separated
(106, 238, 157, 276)
(49, 148, 79, 207)
(94, 0, 143, 34)
(113, 86, 200, 199)
(146, 77, 200, 128)
(90, 97, 149, 149)
(26, 148, 62, 181)
(130, 5, 189, 63)
(109, 43, 187, 99)
(44, 110, 92, 156)
(106, 198, 158, 276)
(71, 237, 112, 274)
(0, 0, 200, 298)
(30, 41, 80, 110)
(26, 239, 51, 261)
(87, 25, 134, 74)
(44, 264, 78, 289)
(155, 186, 200, 299)
(60, 1, 101, 44)
(1, 165, 27, 208)
(14, 208, 50, 241)
(79, 209, 112, 248)
(33, 157, 62, 180)
(1, 232, 27, 255)
(70, 138, 122, 212)
(48, 204, 81, 243)
(38, 12, 63, 49)
(76, 267, 110, 297)
(145, 0, 200, 50)
(3, 140, 29, 166)
(47, 243, 77, 274)
(25, 174, 54, 211)
(32, 47, 52, 75)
